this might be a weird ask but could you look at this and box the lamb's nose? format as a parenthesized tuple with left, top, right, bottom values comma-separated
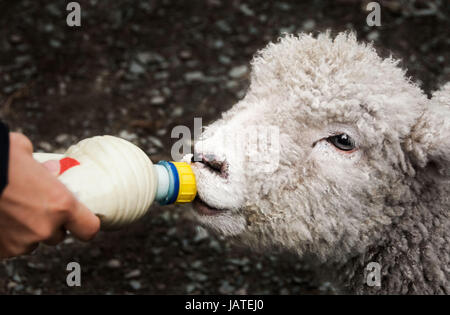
(192, 152, 227, 177)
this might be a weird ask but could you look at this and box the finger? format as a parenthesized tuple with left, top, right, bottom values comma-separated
(64, 201, 101, 242)
(0, 239, 39, 259)
(9, 243, 39, 258)
(43, 227, 67, 246)
(10, 132, 33, 153)
(42, 160, 61, 176)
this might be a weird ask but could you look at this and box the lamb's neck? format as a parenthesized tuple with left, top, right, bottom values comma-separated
(339, 203, 449, 294)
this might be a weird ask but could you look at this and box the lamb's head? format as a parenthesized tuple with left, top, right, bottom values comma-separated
(185, 32, 450, 263)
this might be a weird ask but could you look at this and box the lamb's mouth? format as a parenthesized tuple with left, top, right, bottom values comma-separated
(193, 196, 227, 216)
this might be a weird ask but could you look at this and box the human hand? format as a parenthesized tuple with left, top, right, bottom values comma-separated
(0, 133, 100, 259)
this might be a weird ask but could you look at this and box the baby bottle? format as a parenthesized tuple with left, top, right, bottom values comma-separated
(33, 135, 196, 229)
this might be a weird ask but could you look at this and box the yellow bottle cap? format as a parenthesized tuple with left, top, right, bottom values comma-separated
(171, 162, 197, 203)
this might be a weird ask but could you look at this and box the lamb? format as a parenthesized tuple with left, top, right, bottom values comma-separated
(184, 32, 449, 294)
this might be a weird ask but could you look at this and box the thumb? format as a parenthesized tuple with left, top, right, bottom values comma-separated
(42, 160, 60, 176)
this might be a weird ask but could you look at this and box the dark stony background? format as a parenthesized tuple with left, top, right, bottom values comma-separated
(0, 0, 448, 294)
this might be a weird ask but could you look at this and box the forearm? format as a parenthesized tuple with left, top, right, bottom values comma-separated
(0, 121, 9, 196)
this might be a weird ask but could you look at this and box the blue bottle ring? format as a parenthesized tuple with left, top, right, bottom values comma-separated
(167, 162, 179, 204)
(156, 161, 180, 205)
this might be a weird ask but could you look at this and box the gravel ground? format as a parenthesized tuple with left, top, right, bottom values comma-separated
(0, 0, 448, 294)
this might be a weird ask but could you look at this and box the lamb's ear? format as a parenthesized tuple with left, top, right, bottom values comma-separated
(407, 83, 450, 177)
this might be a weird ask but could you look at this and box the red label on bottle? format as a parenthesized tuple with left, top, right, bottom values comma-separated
(59, 157, 80, 175)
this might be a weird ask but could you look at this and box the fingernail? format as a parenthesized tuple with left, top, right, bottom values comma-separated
(43, 160, 60, 176)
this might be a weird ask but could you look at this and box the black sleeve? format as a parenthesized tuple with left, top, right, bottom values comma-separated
(0, 121, 9, 196)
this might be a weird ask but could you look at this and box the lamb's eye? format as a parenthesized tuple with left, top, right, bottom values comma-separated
(327, 134, 355, 151)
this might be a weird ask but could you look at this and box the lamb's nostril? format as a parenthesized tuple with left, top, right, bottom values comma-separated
(193, 152, 227, 177)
